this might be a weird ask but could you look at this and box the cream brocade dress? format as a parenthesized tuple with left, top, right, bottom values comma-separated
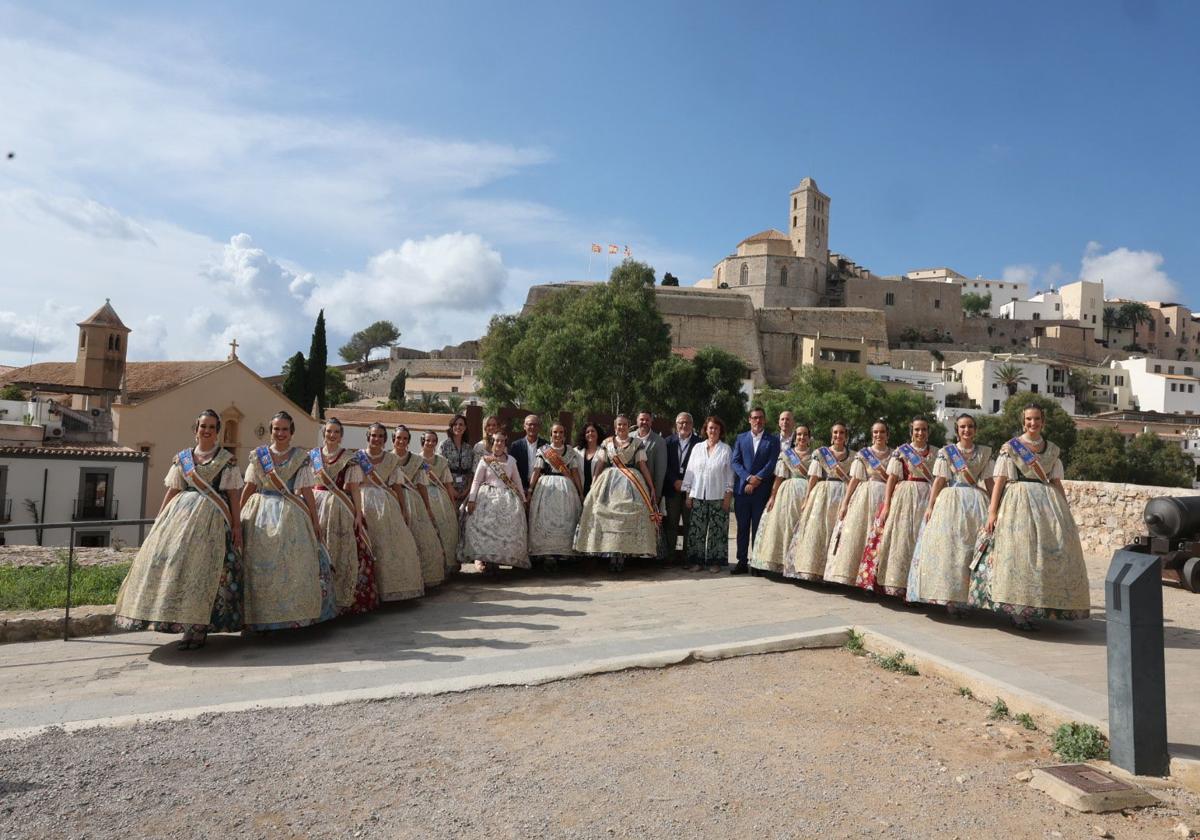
(750, 447, 812, 573)
(240, 447, 336, 630)
(423, 453, 461, 572)
(859, 446, 940, 597)
(463, 456, 529, 567)
(905, 444, 993, 607)
(116, 448, 244, 633)
(969, 439, 1090, 620)
(573, 438, 658, 558)
(783, 448, 851, 580)
(528, 445, 583, 557)
(359, 450, 425, 601)
(823, 448, 891, 586)
(312, 448, 366, 611)
(397, 451, 448, 587)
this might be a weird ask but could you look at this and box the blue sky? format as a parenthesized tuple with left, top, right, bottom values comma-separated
(1, 0, 1197, 372)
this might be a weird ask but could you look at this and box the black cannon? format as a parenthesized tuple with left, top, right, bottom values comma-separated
(1129, 495, 1200, 593)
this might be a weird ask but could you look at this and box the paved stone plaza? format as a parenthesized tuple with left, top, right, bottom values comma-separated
(2, 554, 1198, 775)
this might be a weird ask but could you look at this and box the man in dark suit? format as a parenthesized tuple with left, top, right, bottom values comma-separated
(508, 414, 548, 494)
(663, 411, 703, 564)
(730, 406, 780, 574)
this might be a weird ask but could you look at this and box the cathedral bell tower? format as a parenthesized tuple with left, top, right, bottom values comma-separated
(74, 299, 130, 402)
(789, 177, 831, 263)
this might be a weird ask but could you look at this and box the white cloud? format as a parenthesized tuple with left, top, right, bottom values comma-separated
(1081, 241, 1178, 301)
(1001, 264, 1036, 286)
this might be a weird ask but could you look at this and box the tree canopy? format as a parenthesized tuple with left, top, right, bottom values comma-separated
(973, 392, 1077, 459)
(756, 367, 944, 449)
(281, 352, 307, 408)
(306, 310, 328, 412)
(644, 347, 748, 432)
(1065, 427, 1194, 487)
(338, 320, 401, 366)
(388, 368, 407, 406)
(325, 367, 355, 407)
(477, 260, 671, 416)
(962, 292, 992, 318)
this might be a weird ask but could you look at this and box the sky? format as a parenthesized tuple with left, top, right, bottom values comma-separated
(1, 0, 1198, 374)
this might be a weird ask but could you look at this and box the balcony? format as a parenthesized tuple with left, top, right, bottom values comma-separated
(73, 498, 118, 521)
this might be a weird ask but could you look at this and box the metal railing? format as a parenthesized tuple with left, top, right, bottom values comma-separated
(0, 517, 154, 640)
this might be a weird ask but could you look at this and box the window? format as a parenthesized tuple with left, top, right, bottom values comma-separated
(1116, 376, 1124, 386)
(0, 465, 8, 523)
(739, 264, 748, 286)
(792, 215, 797, 227)
(993, 399, 1001, 412)
(1170, 365, 1176, 374)
(1101, 375, 1110, 385)
(1092, 315, 1097, 323)
(1188, 368, 1194, 376)
(1155, 365, 1162, 373)
(1055, 303, 1060, 311)
(818, 348, 861, 364)
(80, 333, 86, 349)
(780, 266, 788, 287)
(1031, 384, 1038, 393)
(1033, 312, 1041, 320)
(115, 335, 121, 351)
(934, 299, 941, 309)
(793, 197, 797, 210)
(75, 468, 114, 520)
(106, 334, 114, 350)
(76, 532, 110, 548)
(1191, 385, 1196, 394)
(885, 292, 895, 306)
(1172, 383, 1178, 392)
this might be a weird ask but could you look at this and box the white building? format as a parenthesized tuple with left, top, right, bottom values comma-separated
(951, 355, 1075, 415)
(866, 364, 955, 412)
(906, 268, 1029, 316)
(0, 444, 148, 547)
(1059, 279, 1105, 341)
(1000, 290, 1063, 322)
(1115, 357, 1200, 415)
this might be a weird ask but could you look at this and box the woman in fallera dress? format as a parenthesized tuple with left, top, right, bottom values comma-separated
(463, 431, 529, 572)
(310, 418, 378, 615)
(750, 424, 813, 575)
(824, 419, 892, 587)
(575, 421, 605, 498)
(856, 417, 939, 598)
(115, 409, 244, 650)
(528, 423, 584, 571)
(972, 403, 1090, 629)
(357, 423, 425, 602)
(906, 414, 993, 614)
(422, 431, 461, 575)
(393, 424, 447, 588)
(573, 414, 659, 572)
(784, 423, 851, 581)
(239, 411, 336, 631)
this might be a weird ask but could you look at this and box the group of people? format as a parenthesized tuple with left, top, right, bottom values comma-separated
(114, 400, 1091, 650)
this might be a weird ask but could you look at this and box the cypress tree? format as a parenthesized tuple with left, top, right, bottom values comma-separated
(307, 310, 328, 413)
(282, 352, 308, 408)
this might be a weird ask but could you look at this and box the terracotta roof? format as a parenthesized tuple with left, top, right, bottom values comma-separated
(78, 300, 130, 331)
(0, 361, 227, 402)
(671, 346, 699, 360)
(739, 228, 790, 245)
(0, 442, 146, 459)
(326, 407, 457, 427)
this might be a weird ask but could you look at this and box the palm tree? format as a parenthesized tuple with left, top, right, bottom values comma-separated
(446, 394, 465, 413)
(407, 391, 450, 414)
(994, 362, 1028, 397)
(1102, 306, 1119, 346)
(1118, 301, 1152, 333)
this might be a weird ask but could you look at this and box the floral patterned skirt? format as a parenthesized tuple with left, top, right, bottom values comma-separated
(783, 481, 844, 581)
(823, 480, 887, 586)
(856, 482, 930, 597)
(968, 482, 1090, 620)
(529, 475, 582, 557)
(906, 484, 988, 607)
(751, 478, 808, 573)
(463, 484, 530, 568)
(241, 493, 337, 631)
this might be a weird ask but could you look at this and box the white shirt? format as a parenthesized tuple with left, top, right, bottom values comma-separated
(681, 440, 734, 501)
(750, 431, 763, 456)
(524, 437, 539, 481)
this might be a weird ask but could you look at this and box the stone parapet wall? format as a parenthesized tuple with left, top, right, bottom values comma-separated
(1064, 480, 1198, 558)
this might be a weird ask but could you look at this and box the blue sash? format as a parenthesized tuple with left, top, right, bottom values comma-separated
(858, 447, 888, 480)
(177, 448, 234, 532)
(897, 443, 934, 481)
(1007, 437, 1049, 483)
(784, 446, 806, 470)
(817, 447, 848, 481)
(308, 447, 324, 474)
(942, 444, 977, 486)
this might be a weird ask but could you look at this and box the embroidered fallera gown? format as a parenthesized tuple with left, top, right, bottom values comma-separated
(115, 447, 244, 637)
(397, 451, 447, 588)
(856, 445, 940, 597)
(573, 437, 658, 561)
(358, 450, 425, 602)
(311, 447, 378, 615)
(823, 447, 891, 587)
(423, 453, 461, 573)
(463, 455, 529, 567)
(906, 444, 992, 608)
(750, 446, 813, 574)
(528, 445, 583, 559)
(240, 446, 336, 630)
(968, 438, 1090, 621)
(783, 447, 851, 580)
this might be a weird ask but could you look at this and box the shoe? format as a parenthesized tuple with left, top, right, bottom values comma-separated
(730, 563, 749, 575)
(708, 565, 721, 574)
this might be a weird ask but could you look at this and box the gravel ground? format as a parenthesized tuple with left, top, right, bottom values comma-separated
(2, 648, 1196, 840)
(0, 546, 136, 568)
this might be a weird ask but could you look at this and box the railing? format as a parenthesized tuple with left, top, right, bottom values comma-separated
(72, 498, 119, 521)
(0, 517, 155, 640)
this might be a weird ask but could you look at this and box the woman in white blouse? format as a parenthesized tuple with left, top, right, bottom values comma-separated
(463, 431, 529, 573)
(681, 416, 735, 573)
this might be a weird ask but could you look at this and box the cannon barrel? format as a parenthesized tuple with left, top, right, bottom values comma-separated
(1143, 495, 1200, 539)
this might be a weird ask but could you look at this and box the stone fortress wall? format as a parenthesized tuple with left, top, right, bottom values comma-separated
(1064, 480, 1197, 558)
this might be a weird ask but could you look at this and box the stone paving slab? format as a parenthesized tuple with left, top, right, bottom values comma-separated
(1, 567, 1197, 767)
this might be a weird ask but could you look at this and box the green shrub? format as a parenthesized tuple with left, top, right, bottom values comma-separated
(1052, 723, 1109, 762)
(1015, 712, 1037, 731)
(844, 629, 865, 655)
(874, 651, 919, 676)
(957, 686, 974, 698)
(989, 698, 1009, 720)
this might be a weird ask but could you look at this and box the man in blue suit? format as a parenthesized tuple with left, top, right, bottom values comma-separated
(730, 406, 780, 575)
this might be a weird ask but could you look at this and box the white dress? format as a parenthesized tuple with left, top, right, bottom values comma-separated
(528, 445, 583, 557)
